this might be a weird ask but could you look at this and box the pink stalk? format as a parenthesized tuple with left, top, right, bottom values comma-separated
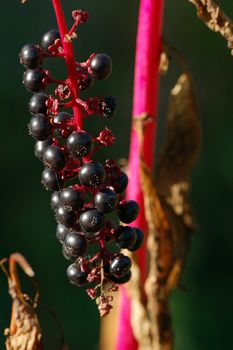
(116, 1, 164, 349)
(52, 0, 83, 129)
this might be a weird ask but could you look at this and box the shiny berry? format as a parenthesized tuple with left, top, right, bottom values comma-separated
(115, 226, 137, 249)
(56, 206, 77, 226)
(79, 161, 105, 188)
(102, 96, 117, 118)
(118, 200, 139, 224)
(54, 111, 73, 125)
(41, 29, 60, 53)
(29, 92, 48, 115)
(62, 245, 75, 261)
(94, 188, 118, 213)
(34, 138, 53, 160)
(20, 43, 42, 69)
(51, 191, 61, 210)
(90, 53, 112, 80)
(41, 168, 63, 191)
(60, 187, 84, 210)
(113, 171, 128, 193)
(29, 114, 51, 141)
(67, 131, 93, 159)
(23, 68, 46, 92)
(65, 232, 88, 257)
(67, 263, 89, 286)
(128, 228, 144, 252)
(110, 255, 132, 277)
(79, 209, 105, 233)
(43, 145, 66, 170)
(56, 223, 69, 243)
(109, 270, 132, 284)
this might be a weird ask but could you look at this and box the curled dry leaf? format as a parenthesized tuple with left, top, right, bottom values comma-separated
(1, 253, 43, 350)
(189, 0, 233, 55)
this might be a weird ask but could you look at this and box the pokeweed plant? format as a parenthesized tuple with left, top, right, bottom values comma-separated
(20, 0, 144, 317)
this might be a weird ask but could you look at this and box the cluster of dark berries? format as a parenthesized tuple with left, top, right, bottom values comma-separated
(20, 9, 143, 316)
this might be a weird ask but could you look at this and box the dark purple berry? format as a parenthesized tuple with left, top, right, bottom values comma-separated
(65, 232, 88, 257)
(113, 171, 128, 193)
(56, 223, 69, 243)
(29, 114, 51, 141)
(62, 245, 76, 261)
(51, 191, 61, 210)
(41, 29, 60, 53)
(118, 200, 139, 224)
(109, 254, 132, 277)
(76, 66, 93, 90)
(29, 92, 48, 115)
(60, 187, 84, 210)
(43, 145, 66, 170)
(128, 228, 144, 252)
(34, 138, 53, 160)
(23, 68, 46, 92)
(109, 270, 132, 284)
(79, 161, 105, 188)
(79, 209, 105, 233)
(56, 206, 77, 226)
(94, 188, 118, 213)
(41, 168, 63, 191)
(54, 111, 73, 125)
(115, 226, 137, 249)
(20, 43, 43, 69)
(67, 131, 93, 159)
(102, 96, 117, 118)
(67, 263, 89, 286)
(90, 53, 112, 80)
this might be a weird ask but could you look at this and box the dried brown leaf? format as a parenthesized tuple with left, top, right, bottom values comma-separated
(1, 253, 43, 350)
(189, 0, 233, 55)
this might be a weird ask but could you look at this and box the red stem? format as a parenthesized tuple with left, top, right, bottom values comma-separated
(52, 0, 83, 130)
(115, 0, 164, 349)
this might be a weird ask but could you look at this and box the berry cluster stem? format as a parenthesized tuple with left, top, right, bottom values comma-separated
(116, 0, 164, 349)
(52, 0, 83, 129)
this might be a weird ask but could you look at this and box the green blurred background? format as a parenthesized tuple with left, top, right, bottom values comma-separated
(1, 0, 233, 349)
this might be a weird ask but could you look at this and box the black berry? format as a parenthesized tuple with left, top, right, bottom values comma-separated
(54, 112, 73, 125)
(79, 209, 105, 233)
(118, 200, 139, 224)
(23, 68, 46, 92)
(29, 114, 51, 141)
(115, 226, 137, 249)
(20, 43, 42, 69)
(65, 232, 88, 257)
(67, 131, 93, 159)
(41, 168, 63, 191)
(43, 145, 66, 170)
(29, 92, 48, 115)
(94, 188, 118, 213)
(90, 53, 112, 80)
(56, 223, 69, 243)
(128, 228, 144, 252)
(102, 96, 117, 118)
(109, 270, 132, 284)
(41, 29, 61, 53)
(51, 191, 61, 210)
(113, 171, 128, 193)
(62, 245, 76, 261)
(56, 206, 77, 226)
(60, 187, 84, 210)
(67, 263, 89, 286)
(109, 254, 132, 277)
(79, 161, 105, 188)
(34, 138, 53, 160)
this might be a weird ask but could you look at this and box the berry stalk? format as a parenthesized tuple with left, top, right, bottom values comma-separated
(116, 0, 164, 349)
(52, 0, 82, 129)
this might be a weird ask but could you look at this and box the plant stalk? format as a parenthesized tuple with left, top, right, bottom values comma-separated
(52, 0, 83, 129)
(116, 0, 164, 349)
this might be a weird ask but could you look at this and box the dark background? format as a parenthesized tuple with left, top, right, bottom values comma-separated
(0, 0, 233, 349)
